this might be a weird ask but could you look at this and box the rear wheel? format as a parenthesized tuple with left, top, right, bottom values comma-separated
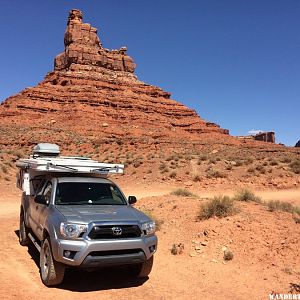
(40, 238, 65, 286)
(19, 212, 30, 246)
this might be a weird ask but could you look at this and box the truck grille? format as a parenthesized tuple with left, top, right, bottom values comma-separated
(88, 225, 142, 239)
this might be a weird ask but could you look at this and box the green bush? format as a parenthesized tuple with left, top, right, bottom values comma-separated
(198, 196, 237, 220)
(171, 189, 194, 197)
(234, 189, 261, 203)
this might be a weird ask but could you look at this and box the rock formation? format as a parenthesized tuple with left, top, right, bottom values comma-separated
(55, 9, 136, 73)
(0, 9, 236, 149)
(295, 140, 300, 147)
(254, 132, 275, 143)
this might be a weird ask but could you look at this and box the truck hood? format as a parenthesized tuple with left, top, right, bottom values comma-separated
(55, 205, 149, 224)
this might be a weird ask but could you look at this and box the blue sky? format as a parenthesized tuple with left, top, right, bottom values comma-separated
(1, 0, 299, 146)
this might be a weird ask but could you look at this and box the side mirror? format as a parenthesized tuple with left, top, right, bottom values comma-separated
(128, 196, 137, 205)
(34, 195, 47, 205)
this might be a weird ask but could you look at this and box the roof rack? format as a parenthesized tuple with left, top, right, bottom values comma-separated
(16, 143, 124, 175)
(16, 144, 124, 195)
(16, 156, 124, 175)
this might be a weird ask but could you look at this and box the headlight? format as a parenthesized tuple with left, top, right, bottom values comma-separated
(141, 221, 156, 235)
(60, 223, 87, 239)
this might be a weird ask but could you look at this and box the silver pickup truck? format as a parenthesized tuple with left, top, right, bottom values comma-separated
(17, 144, 157, 286)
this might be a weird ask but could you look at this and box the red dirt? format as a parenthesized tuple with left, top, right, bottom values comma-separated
(0, 181, 299, 300)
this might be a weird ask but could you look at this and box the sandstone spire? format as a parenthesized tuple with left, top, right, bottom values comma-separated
(54, 9, 136, 72)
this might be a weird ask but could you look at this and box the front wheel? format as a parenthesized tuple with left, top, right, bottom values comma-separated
(133, 256, 154, 278)
(40, 238, 65, 286)
(19, 212, 30, 246)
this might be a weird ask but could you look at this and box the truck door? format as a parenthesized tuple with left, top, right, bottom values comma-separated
(34, 181, 53, 241)
(27, 178, 46, 234)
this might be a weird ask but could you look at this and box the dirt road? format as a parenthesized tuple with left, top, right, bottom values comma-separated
(0, 181, 299, 300)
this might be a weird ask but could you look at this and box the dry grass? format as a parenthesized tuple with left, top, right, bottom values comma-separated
(198, 195, 238, 220)
(234, 189, 262, 203)
(267, 200, 300, 214)
(290, 160, 300, 174)
(171, 189, 195, 197)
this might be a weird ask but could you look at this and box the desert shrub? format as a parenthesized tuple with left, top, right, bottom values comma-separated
(169, 171, 177, 179)
(206, 169, 227, 178)
(199, 155, 208, 161)
(171, 189, 194, 197)
(256, 165, 266, 174)
(267, 200, 300, 214)
(290, 160, 300, 174)
(209, 158, 216, 164)
(13, 150, 25, 159)
(281, 157, 291, 164)
(293, 215, 300, 224)
(234, 189, 261, 203)
(269, 159, 278, 166)
(245, 158, 254, 165)
(198, 196, 237, 220)
(235, 160, 243, 167)
(193, 175, 201, 182)
(1, 165, 8, 174)
(159, 163, 168, 173)
(247, 167, 255, 173)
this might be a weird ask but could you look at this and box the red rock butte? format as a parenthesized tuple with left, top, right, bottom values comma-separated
(0, 9, 237, 149)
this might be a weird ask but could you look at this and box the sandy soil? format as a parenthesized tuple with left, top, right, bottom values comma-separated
(0, 180, 299, 300)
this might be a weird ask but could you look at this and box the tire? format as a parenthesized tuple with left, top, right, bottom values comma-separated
(40, 238, 65, 286)
(134, 256, 154, 278)
(19, 212, 30, 246)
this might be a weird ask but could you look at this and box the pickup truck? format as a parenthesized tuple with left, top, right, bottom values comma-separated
(17, 144, 157, 286)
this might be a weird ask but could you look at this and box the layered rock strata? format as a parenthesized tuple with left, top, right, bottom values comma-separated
(0, 9, 232, 148)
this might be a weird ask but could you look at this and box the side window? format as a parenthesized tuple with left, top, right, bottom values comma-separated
(35, 178, 47, 196)
(43, 182, 52, 205)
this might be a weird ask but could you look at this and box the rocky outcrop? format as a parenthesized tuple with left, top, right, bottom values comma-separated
(54, 9, 136, 73)
(0, 9, 234, 148)
(254, 132, 275, 143)
(295, 140, 300, 147)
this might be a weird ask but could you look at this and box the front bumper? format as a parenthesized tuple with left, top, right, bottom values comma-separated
(51, 235, 157, 267)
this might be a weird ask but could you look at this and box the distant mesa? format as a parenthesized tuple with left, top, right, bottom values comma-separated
(237, 131, 275, 143)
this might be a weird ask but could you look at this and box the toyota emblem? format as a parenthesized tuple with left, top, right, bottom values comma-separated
(112, 226, 122, 236)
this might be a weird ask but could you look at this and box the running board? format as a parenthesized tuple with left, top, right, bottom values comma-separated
(28, 233, 41, 252)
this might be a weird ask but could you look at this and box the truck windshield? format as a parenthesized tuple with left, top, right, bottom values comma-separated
(55, 182, 127, 205)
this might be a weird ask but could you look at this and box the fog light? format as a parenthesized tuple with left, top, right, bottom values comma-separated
(149, 245, 156, 253)
(63, 250, 77, 259)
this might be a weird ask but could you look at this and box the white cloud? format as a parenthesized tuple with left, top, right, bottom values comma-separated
(248, 129, 264, 136)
